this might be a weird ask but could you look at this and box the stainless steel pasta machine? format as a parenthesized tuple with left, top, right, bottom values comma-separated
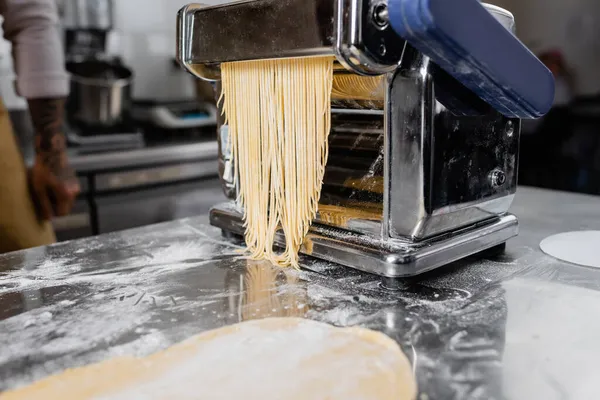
(176, 0, 555, 278)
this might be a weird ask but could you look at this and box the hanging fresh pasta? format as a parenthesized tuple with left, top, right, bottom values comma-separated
(220, 57, 333, 268)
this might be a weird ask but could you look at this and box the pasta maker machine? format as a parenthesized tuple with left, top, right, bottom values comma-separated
(176, 0, 554, 278)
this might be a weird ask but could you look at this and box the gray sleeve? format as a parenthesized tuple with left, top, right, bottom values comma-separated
(1, 0, 69, 99)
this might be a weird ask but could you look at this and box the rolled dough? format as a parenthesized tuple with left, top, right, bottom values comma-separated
(1, 318, 417, 400)
(540, 231, 600, 268)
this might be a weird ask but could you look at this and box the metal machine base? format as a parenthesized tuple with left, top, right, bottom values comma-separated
(209, 203, 519, 278)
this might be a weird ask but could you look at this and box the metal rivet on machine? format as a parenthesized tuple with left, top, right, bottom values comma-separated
(489, 169, 507, 188)
(379, 44, 387, 56)
(373, 2, 389, 29)
(505, 121, 515, 137)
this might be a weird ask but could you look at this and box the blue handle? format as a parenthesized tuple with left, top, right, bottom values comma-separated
(388, 0, 555, 118)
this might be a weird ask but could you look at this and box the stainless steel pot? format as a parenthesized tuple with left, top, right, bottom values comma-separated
(60, 0, 113, 30)
(67, 60, 133, 127)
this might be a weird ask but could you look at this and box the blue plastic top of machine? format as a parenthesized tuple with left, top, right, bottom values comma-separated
(388, 0, 555, 119)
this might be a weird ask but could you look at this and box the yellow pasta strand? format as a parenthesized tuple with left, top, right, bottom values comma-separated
(331, 74, 385, 101)
(318, 204, 382, 228)
(221, 57, 333, 268)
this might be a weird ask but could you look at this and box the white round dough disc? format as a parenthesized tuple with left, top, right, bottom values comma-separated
(540, 231, 600, 268)
(2, 318, 417, 400)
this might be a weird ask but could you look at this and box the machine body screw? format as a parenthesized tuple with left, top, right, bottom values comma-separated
(489, 169, 507, 188)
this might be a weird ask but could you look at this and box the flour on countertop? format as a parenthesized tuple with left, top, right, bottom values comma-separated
(0, 222, 249, 391)
(0, 219, 548, 398)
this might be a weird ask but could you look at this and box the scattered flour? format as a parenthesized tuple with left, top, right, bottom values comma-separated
(0, 222, 248, 391)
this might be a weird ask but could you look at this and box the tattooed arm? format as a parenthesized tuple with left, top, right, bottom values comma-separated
(28, 98, 68, 175)
(28, 98, 79, 219)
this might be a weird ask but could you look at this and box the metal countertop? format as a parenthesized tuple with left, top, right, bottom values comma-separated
(1, 187, 599, 399)
(10, 109, 220, 175)
(67, 141, 219, 174)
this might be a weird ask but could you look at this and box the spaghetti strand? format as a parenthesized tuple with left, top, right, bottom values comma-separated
(221, 57, 333, 268)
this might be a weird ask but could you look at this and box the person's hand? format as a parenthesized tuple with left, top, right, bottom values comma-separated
(29, 150, 80, 221)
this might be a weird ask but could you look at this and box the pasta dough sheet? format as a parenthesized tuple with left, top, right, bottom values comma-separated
(1, 318, 417, 400)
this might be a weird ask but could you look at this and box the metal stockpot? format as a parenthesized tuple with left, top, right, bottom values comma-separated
(60, 0, 113, 30)
(67, 60, 133, 127)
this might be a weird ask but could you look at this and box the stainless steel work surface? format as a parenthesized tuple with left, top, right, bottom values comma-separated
(68, 141, 219, 173)
(1, 187, 600, 399)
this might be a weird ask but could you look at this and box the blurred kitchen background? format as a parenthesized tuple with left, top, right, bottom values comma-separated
(493, 0, 600, 197)
(1, 0, 228, 242)
(0, 0, 598, 243)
